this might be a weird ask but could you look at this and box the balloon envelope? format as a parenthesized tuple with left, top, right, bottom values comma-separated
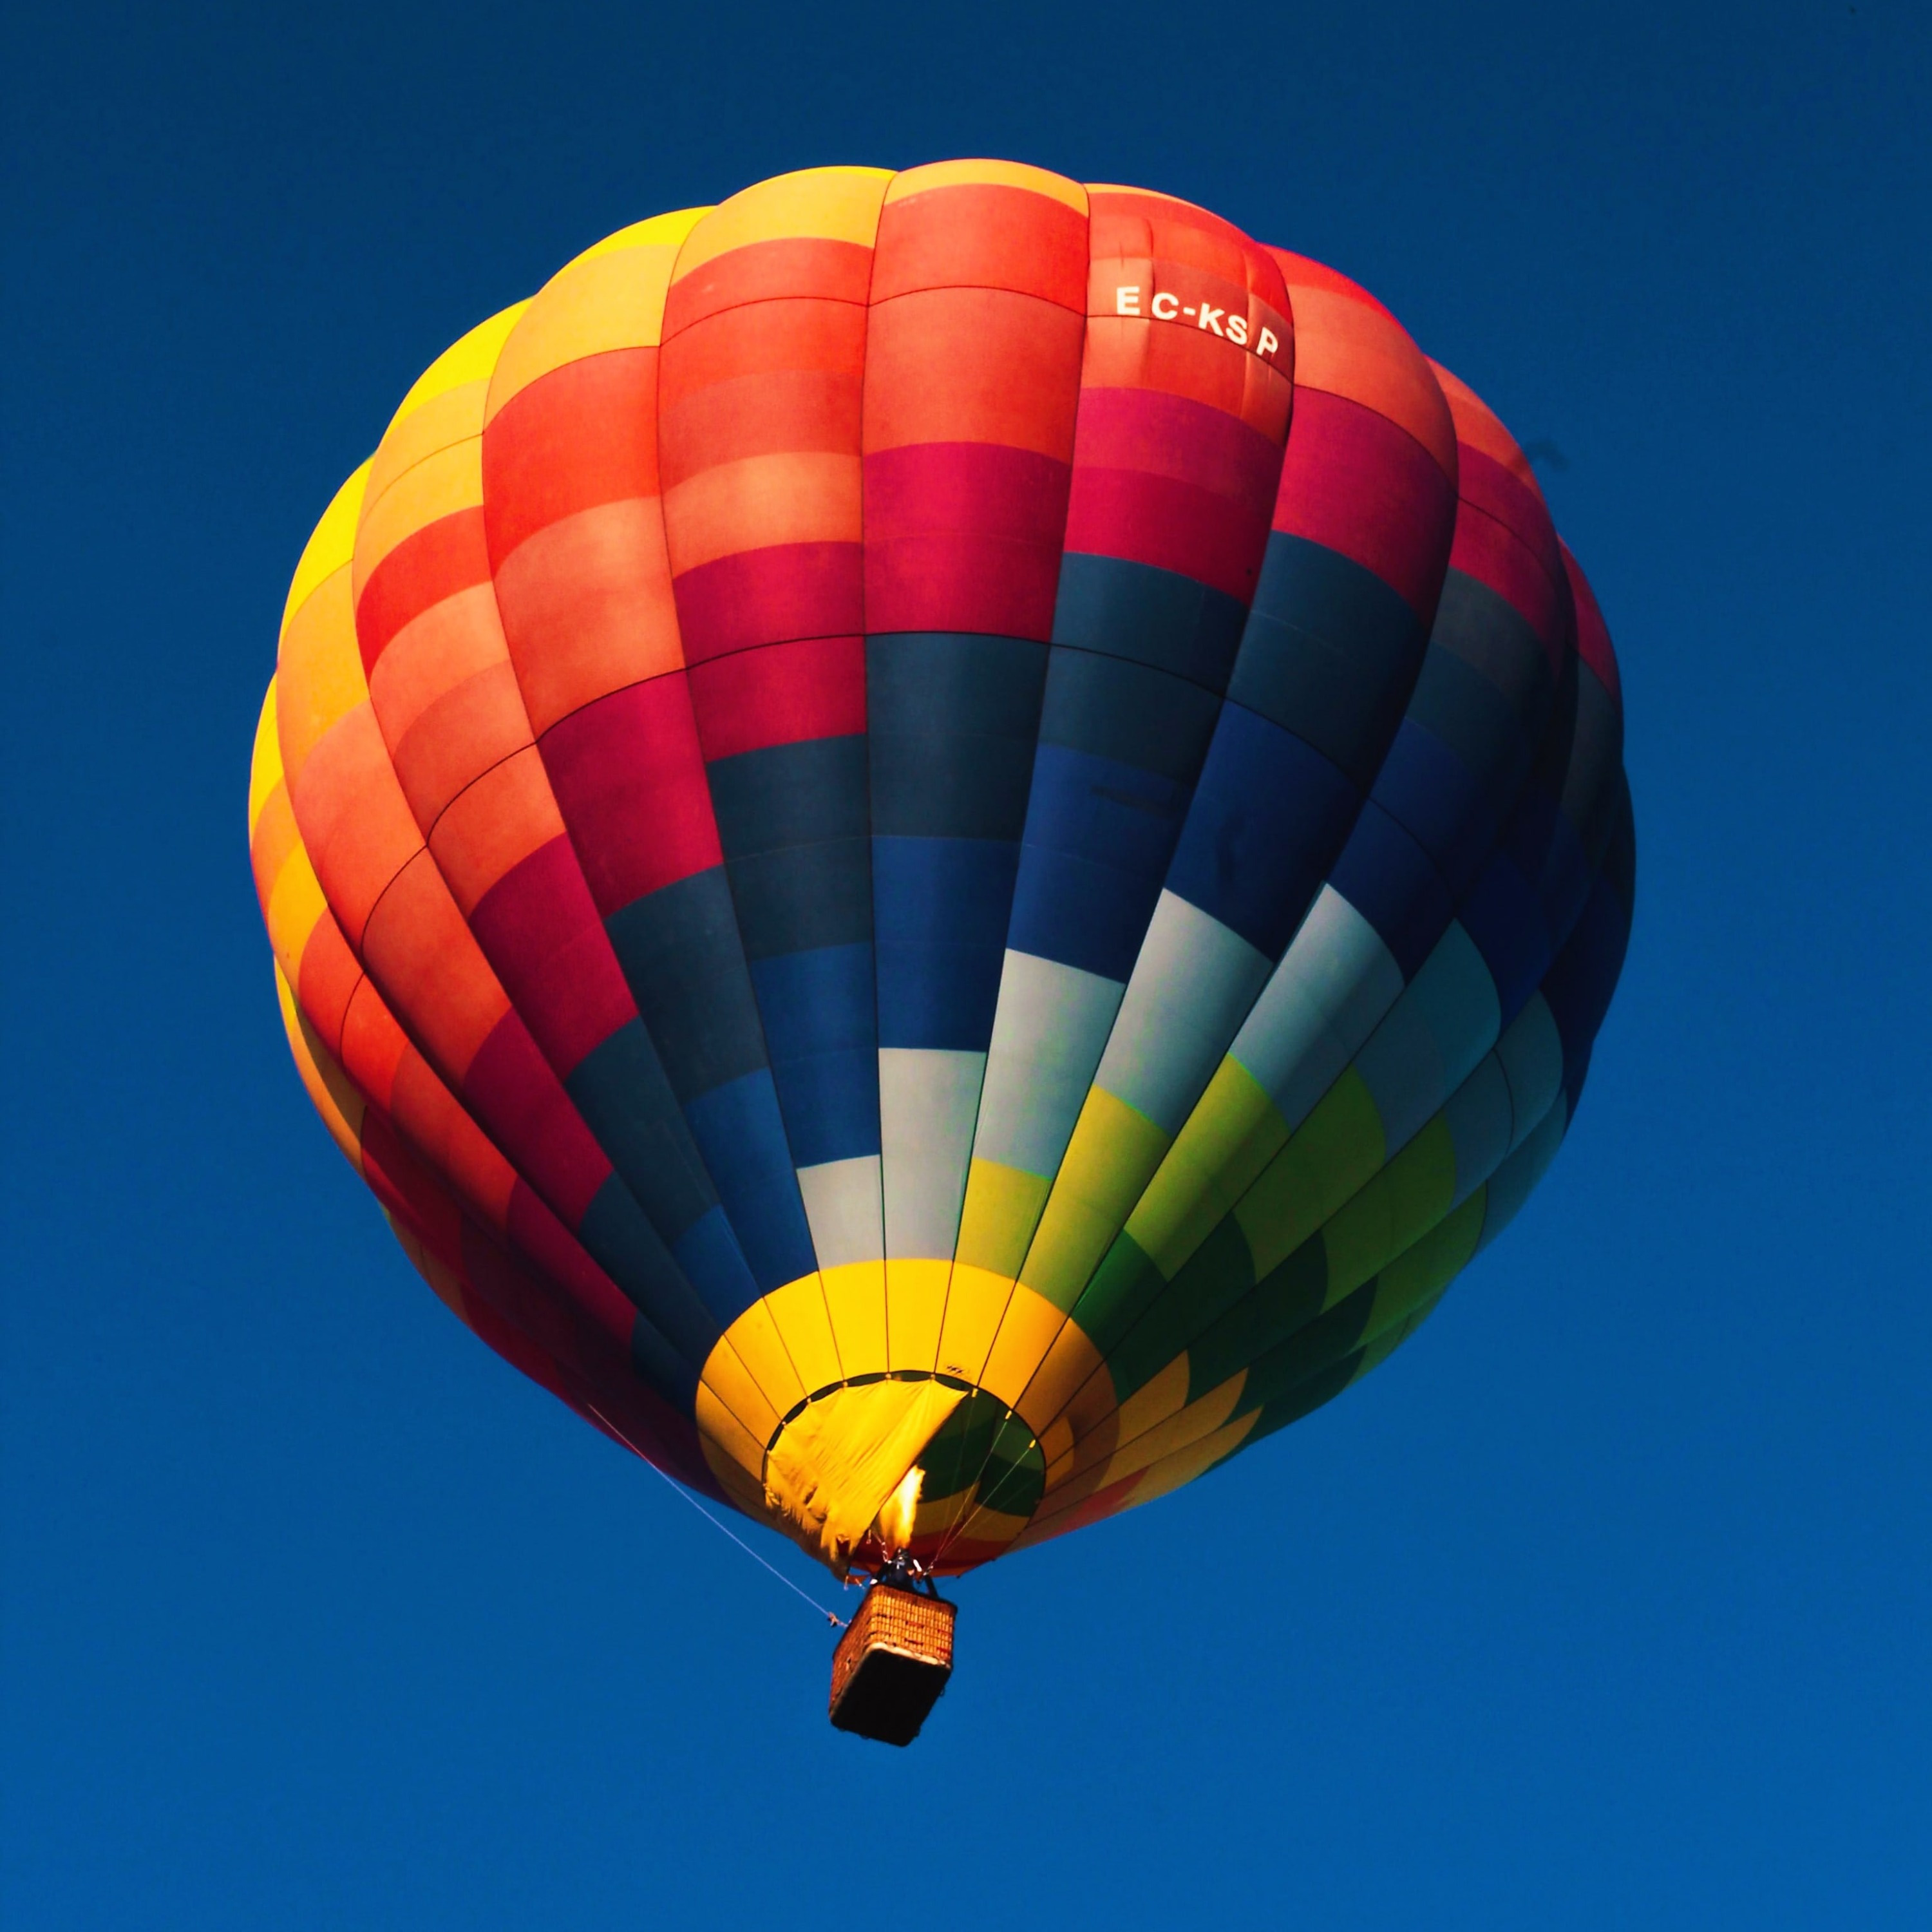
(249, 162, 1633, 1579)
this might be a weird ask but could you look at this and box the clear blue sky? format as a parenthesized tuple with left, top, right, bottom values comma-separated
(6, 3, 1928, 1924)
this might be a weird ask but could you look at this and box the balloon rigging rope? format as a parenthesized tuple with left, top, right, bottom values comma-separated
(591, 1408, 846, 1628)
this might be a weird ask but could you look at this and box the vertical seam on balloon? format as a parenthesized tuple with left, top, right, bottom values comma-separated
(925, 180, 1096, 1569)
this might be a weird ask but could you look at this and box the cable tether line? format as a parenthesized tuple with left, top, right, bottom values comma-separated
(590, 1407, 847, 1628)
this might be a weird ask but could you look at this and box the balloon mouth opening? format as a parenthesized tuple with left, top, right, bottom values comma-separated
(759, 1375, 1047, 1577)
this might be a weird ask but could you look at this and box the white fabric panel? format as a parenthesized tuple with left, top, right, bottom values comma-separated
(878, 1048, 986, 1260)
(1094, 891, 1273, 1133)
(1354, 922, 1501, 1154)
(1443, 1053, 1514, 1207)
(797, 1155, 884, 1270)
(1495, 992, 1564, 1150)
(969, 951, 1122, 1177)
(1229, 885, 1404, 1130)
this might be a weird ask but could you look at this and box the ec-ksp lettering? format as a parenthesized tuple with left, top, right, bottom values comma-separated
(1112, 285, 1280, 359)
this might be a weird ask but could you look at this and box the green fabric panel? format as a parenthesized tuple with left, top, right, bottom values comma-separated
(1020, 1088, 1171, 1311)
(1233, 1275, 1379, 1414)
(1066, 1229, 1165, 1367)
(1233, 1068, 1385, 1278)
(1122, 1056, 1287, 1280)
(1105, 1213, 1259, 1400)
(1361, 1188, 1484, 1345)
(1184, 1233, 1328, 1400)
(1316, 1113, 1458, 1307)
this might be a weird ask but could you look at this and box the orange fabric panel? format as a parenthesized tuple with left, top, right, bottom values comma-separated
(356, 848, 511, 1080)
(862, 287, 1085, 458)
(426, 745, 568, 916)
(659, 357, 864, 478)
(660, 450, 861, 574)
(276, 571, 368, 791)
(872, 175, 1088, 307)
(491, 498, 683, 732)
(387, 654, 533, 834)
(293, 911, 363, 1058)
(385, 1043, 519, 1231)
(288, 705, 424, 950)
(339, 974, 411, 1111)
(1430, 359, 1539, 489)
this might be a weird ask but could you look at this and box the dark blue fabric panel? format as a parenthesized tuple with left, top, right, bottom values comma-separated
(706, 736, 872, 960)
(1231, 532, 1425, 788)
(867, 632, 1046, 840)
(605, 867, 768, 1102)
(1036, 647, 1222, 780)
(1328, 799, 1455, 981)
(746, 943, 880, 1168)
(681, 1068, 818, 1293)
(1459, 852, 1552, 1026)
(873, 835, 1019, 1050)
(1542, 868, 1633, 1089)
(1007, 741, 1190, 981)
(1165, 702, 1361, 960)
(1430, 569, 1554, 730)
(629, 1311, 702, 1412)
(564, 1018, 717, 1244)
(576, 1171, 721, 1365)
(1052, 551, 1249, 692)
(670, 1204, 762, 1333)
(1368, 714, 1512, 898)
(1405, 644, 1528, 788)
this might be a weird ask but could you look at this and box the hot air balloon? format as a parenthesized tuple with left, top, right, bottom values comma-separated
(249, 162, 1634, 1744)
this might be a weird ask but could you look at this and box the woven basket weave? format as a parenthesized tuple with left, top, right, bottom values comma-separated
(828, 1587, 956, 1745)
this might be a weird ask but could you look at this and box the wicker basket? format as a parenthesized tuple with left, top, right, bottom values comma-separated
(828, 1586, 957, 1745)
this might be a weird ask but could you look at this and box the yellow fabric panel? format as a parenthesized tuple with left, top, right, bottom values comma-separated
(1318, 1114, 1459, 1308)
(280, 463, 372, 637)
(1233, 1068, 1385, 1279)
(352, 439, 484, 596)
(695, 1388, 768, 1496)
(953, 1159, 1050, 1279)
(1037, 1412, 1075, 1473)
(694, 1337, 784, 1455)
(932, 1262, 1018, 1383)
(991, 1300, 1109, 1443)
(1020, 1086, 1170, 1308)
(263, 844, 329, 992)
(886, 1258, 949, 1372)
(249, 681, 283, 834)
(708, 1294, 806, 1423)
(1094, 1354, 1191, 1476)
(383, 301, 529, 437)
(762, 1377, 966, 1573)
(365, 379, 489, 511)
(276, 571, 369, 786)
(485, 210, 711, 423)
(758, 1273, 844, 1394)
(1094, 1370, 1247, 1493)
(820, 1259, 888, 1379)
(668, 166, 893, 282)
(1118, 1410, 1258, 1512)
(1125, 1056, 1287, 1278)
(883, 158, 1088, 211)
(274, 961, 365, 1169)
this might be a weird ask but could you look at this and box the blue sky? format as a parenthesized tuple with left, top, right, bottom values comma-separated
(6, 3, 1929, 1924)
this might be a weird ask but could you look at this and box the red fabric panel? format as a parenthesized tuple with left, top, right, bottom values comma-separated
(538, 677, 721, 912)
(871, 184, 1088, 308)
(460, 1012, 612, 1225)
(295, 914, 363, 1058)
(688, 633, 866, 761)
(661, 238, 873, 338)
(862, 442, 1071, 637)
(466, 837, 639, 1076)
(669, 542, 862, 659)
(1563, 543, 1622, 713)
(1273, 390, 1458, 621)
(355, 510, 491, 673)
(482, 348, 659, 565)
(1450, 504, 1569, 659)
